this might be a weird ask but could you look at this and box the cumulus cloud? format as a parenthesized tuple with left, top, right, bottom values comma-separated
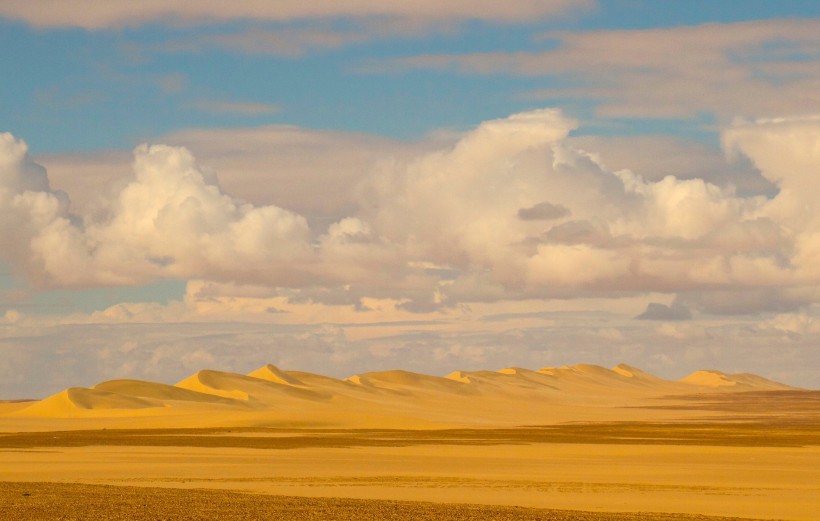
(358, 108, 624, 292)
(0, 135, 312, 287)
(5, 108, 820, 314)
(40, 125, 446, 224)
(724, 116, 820, 283)
(354, 108, 800, 302)
(567, 135, 777, 197)
(0, 133, 72, 280)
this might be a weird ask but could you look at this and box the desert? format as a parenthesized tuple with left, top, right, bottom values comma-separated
(3, 2, 820, 520)
(1, 363, 818, 520)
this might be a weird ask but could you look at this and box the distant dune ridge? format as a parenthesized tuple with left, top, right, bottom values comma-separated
(3, 364, 797, 428)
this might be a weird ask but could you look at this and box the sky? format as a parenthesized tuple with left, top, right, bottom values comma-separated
(1, 1, 820, 398)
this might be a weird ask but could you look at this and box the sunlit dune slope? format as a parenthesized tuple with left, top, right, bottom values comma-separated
(94, 379, 240, 405)
(679, 370, 794, 390)
(5, 363, 799, 427)
(175, 369, 330, 403)
(347, 369, 475, 395)
(17, 388, 160, 418)
(247, 364, 308, 387)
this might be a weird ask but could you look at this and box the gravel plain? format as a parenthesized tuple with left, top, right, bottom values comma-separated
(0, 482, 764, 521)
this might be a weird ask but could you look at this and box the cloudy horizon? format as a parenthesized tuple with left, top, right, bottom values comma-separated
(2, 1, 819, 398)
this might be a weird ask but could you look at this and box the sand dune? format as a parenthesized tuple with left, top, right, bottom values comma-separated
(2, 365, 815, 521)
(680, 369, 794, 390)
(16, 387, 161, 418)
(176, 369, 330, 404)
(94, 379, 241, 405)
(247, 364, 308, 387)
(3, 363, 801, 427)
(347, 369, 475, 395)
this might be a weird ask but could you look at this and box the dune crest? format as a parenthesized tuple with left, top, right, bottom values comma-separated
(5, 363, 800, 427)
(16, 388, 161, 418)
(94, 379, 238, 404)
(680, 370, 794, 390)
(247, 364, 307, 387)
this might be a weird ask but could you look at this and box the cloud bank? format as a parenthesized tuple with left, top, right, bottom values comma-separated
(3, 108, 820, 316)
(4, 110, 820, 395)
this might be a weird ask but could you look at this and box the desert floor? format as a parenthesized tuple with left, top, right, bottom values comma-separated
(0, 481, 777, 521)
(2, 419, 819, 521)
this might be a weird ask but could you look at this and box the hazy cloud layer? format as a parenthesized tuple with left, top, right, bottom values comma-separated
(3, 309, 819, 398)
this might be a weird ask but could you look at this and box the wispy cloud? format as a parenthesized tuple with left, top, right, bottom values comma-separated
(382, 19, 820, 119)
(155, 72, 187, 94)
(0, 0, 593, 29)
(202, 26, 374, 56)
(188, 98, 280, 116)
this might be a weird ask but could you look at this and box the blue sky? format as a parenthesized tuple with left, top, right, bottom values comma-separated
(1, 1, 819, 397)
(4, 0, 819, 153)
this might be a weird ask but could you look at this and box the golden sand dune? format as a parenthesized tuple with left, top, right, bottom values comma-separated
(175, 369, 330, 403)
(347, 369, 476, 395)
(94, 379, 241, 405)
(2, 367, 817, 521)
(679, 369, 794, 390)
(247, 364, 309, 387)
(17, 387, 160, 418)
(3, 363, 800, 428)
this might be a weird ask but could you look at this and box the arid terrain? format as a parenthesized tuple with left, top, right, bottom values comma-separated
(1, 364, 818, 520)
(0, 481, 783, 521)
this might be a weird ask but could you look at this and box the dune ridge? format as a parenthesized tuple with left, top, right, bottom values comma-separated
(5, 363, 797, 428)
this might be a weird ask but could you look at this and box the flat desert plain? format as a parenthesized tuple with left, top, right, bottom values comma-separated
(1, 364, 818, 520)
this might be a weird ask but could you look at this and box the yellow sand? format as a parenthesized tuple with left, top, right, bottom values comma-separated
(1, 363, 816, 520)
(0, 363, 798, 430)
(2, 440, 818, 520)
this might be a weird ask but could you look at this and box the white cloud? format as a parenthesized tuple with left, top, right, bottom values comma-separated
(39, 126, 446, 225)
(354, 108, 798, 300)
(5, 109, 820, 313)
(162, 125, 448, 227)
(0, 133, 72, 280)
(724, 116, 820, 283)
(1, 136, 312, 287)
(566, 135, 776, 197)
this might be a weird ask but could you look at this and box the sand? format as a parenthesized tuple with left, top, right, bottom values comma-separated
(1, 422, 819, 520)
(1, 364, 817, 520)
(0, 482, 766, 521)
(0, 363, 805, 430)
